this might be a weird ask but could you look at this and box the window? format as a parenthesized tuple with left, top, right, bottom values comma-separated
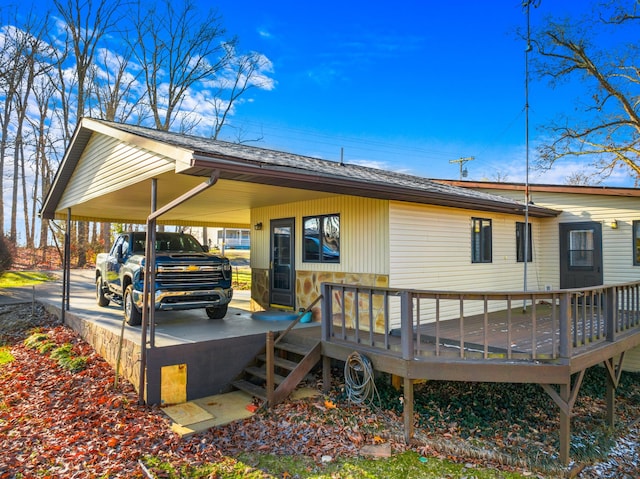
(634, 221, 640, 266)
(303, 214, 340, 263)
(568, 229, 594, 268)
(471, 218, 492, 263)
(516, 222, 533, 263)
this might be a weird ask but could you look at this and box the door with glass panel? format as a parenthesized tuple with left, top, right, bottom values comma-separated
(559, 222, 603, 289)
(270, 218, 295, 308)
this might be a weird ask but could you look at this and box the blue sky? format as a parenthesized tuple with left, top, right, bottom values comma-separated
(204, 0, 635, 187)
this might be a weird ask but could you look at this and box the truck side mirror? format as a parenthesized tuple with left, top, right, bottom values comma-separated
(116, 244, 124, 263)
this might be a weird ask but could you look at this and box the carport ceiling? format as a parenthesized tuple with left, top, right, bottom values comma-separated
(63, 171, 335, 227)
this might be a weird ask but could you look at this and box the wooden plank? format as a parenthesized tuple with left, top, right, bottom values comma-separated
(232, 380, 267, 400)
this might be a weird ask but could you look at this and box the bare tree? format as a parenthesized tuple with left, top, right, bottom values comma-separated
(130, 0, 234, 132)
(531, 0, 640, 184)
(28, 74, 59, 250)
(0, 8, 51, 244)
(51, 0, 124, 266)
(0, 14, 28, 240)
(209, 48, 273, 140)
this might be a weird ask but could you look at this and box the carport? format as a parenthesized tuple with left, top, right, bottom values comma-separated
(40, 118, 337, 404)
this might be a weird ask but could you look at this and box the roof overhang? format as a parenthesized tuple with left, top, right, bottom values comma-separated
(41, 119, 560, 226)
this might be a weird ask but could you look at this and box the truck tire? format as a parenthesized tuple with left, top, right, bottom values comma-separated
(96, 277, 110, 307)
(124, 285, 142, 326)
(206, 304, 228, 320)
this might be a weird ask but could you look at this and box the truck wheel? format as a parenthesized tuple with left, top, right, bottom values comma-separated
(206, 304, 228, 320)
(124, 285, 142, 326)
(96, 277, 110, 307)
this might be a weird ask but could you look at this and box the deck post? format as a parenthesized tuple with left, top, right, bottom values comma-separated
(559, 382, 571, 465)
(403, 377, 414, 442)
(606, 286, 617, 342)
(266, 331, 275, 406)
(322, 356, 331, 393)
(400, 291, 414, 360)
(559, 292, 572, 358)
(606, 369, 616, 428)
(321, 283, 332, 342)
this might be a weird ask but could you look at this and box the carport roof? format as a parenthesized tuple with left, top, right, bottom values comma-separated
(41, 118, 559, 225)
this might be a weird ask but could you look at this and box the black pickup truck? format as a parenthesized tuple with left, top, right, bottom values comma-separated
(95, 231, 233, 325)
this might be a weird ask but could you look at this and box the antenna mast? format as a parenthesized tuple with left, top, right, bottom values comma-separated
(523, 0, 535, 308)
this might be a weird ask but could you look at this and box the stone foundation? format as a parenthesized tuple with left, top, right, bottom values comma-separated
(43, 303, 142, 395)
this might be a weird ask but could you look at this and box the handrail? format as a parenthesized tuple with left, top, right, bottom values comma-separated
(265, 294, 324, 405)
(321, 281, 640, 362)
(274, 294, 323, 346)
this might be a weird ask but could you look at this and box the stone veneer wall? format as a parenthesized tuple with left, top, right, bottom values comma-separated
(251, 268, 270, 311)
(296, 271, 389, 333)
(43, 303, 142, 395)
(251, 269, 390, 333)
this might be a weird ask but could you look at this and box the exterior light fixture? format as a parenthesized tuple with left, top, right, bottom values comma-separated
(611, 219, 618, 229)
(254, 222, 263, 231)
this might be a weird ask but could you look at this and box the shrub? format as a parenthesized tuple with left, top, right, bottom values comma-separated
(0, 236, 13, 275)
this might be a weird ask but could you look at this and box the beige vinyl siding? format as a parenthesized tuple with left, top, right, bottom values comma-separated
(58, 133, 175, 210)
(389, 201, 542, 291)
(388, 201, 543, 326)
(251, 196, 389, 274)
(480, 189, 640, 285)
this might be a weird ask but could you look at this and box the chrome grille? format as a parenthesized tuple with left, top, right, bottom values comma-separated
(156, 263, 225, 286)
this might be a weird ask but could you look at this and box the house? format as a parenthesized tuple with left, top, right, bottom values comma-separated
(41, 118, 640, 465)
(435, 179, 640, 371)
(41, 118, 560, 317)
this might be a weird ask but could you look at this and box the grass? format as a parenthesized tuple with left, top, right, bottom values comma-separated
(0, 271, 55, 288)
(0, 347, 14, 365)
(24, 332, 88, 372)
(142, 451, 533, 478)
(231, 268, 251, 290)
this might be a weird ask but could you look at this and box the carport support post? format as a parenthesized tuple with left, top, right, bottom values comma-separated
(137, 173, 219, 406)
(64, 209, 71, 315)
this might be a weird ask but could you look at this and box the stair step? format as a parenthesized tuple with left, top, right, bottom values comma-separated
(244, 365, 286, 384)
(275, 340, 313, 356)
(232, 379, 267, 400)
(256, 354, 299, 371)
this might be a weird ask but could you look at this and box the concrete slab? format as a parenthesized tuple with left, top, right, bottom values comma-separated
(0, 269, 319, 347)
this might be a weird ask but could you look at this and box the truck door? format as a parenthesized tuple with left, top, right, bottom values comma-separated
(107, 234, 129, 294)
(270, 218, 295, 308)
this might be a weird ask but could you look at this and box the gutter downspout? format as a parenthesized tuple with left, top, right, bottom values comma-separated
(137, 171, 220, 406)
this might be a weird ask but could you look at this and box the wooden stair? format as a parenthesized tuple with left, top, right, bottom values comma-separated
(232, 333, 321, 406)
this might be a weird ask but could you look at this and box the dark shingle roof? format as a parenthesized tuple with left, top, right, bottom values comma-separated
(93, 120, 561, 218)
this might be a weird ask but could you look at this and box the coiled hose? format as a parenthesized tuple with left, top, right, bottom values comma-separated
(344, 351, 380, 406)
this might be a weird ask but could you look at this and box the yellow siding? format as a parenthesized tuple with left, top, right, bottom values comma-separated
(480, 189, 640, 285)
(623, 349, 640, 372)
(388, 201, 544, 326)
(389, 201, 543, 291)
(250, 196, 389, 274)
(58, 133, 175, 210)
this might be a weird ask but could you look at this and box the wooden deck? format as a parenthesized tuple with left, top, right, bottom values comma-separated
(310, 280, 640, 465)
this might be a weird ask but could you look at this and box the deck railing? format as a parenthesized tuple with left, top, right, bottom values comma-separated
(320, 281, 640, 361)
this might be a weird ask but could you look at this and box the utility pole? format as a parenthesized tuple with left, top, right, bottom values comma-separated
(449, 156, 474, 180)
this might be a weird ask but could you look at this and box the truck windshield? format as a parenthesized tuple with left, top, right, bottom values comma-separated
(131, 233, 205, 253)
